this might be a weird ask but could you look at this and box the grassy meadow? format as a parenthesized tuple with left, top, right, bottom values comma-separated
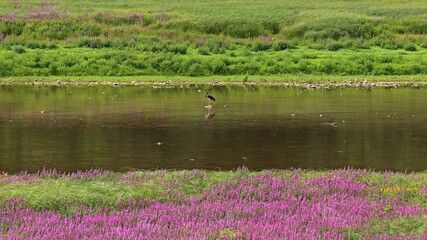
(1, 168, 427, 238)
(0, 0, 426, 81)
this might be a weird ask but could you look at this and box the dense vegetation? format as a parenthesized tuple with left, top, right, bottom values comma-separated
(1, 168, 427, 238)
(0, 0, 426, 78)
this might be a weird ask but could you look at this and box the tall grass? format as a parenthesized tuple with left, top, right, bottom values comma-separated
(0, 0, 426, 78)
(0, 46, 425, 77)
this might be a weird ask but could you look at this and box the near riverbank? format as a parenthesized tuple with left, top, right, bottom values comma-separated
(1, 75, 427, 89)
(1, 168, 427, 238)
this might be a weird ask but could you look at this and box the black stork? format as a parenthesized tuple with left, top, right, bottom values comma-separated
(205, 92, 215, 103)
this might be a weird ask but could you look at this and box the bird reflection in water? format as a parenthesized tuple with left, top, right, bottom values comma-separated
(204, 108, 215, 121)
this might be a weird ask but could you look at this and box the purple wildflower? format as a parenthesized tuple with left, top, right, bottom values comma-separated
(7, 13, 16, 21)
(1, 169, 426, 238)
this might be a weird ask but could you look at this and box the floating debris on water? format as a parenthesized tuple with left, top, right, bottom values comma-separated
(322, 122, 337, 127)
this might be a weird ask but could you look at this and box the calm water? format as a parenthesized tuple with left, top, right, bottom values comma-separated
(0, 84, 426, 173)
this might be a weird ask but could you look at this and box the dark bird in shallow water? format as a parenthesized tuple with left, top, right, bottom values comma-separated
(205, 92, 216, 102)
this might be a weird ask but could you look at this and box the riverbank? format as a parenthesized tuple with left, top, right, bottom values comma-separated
(1, 75, 427, 88)
(1, 168, 427, 238)
(1, 0, 427, 78)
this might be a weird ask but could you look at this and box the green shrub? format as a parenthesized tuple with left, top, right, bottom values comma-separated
(187, 63, 209, 76)
(252, 41, 271, 51)
(309, 43, 327, 50)
(60, 56, 78, 67)
(148, 43, 163, 52)
(373, 35, 403, 50)
(301, 54, 317, 59)
(78, 24, 102, 37)
(167, 44, 187, 54)
(75, 38, 113, 48)
(403, 44, 417, 51)
(404, 20, 427, 35)
(0, 61, 12, 76)
(197, 46, 210, 55)
(286, 17, 378, 41)
(210, 58, 226, 74)
(298, 60, 316, 74)
(200, 20, 276, 38)
(341, 40, 365, 49)
(273, 41, 290, 51)
(49, 63, 59, 75)
(26, 41, 47, 49)
(47, 43, 58, 49)
(0, 21, 26, 36)
(327, 42, 343, 51)
(141, 15, 155, 26)
(77, 38, 101, 48)
(36, 21, 74, 40)
(14, 46, 26, 54)
(2, 39, 24, 50)
(261, 20, 281, 35)
(127, 59, 148, 70)
(228, 52, 237, 57)
(197, 40, 226, 54)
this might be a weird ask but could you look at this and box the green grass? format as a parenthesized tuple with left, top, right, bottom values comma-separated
(2, 169, 427, 213)
(0, 46, 426, 78)
(0, 170, 248, 213)
(0, 0, 426, 80)
(2, 169, 427, 236)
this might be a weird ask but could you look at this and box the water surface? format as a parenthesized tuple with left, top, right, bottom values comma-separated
(1, 84, 426, 172)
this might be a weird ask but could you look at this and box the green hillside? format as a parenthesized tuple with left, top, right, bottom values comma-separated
(0, 0, 426, 79)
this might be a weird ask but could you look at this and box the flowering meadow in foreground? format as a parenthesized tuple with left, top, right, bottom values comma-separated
(1, 168, 427, 239)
